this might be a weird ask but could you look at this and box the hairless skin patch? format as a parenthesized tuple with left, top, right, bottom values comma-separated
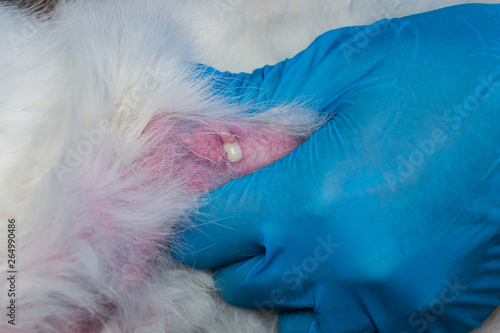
(140, 116, 303, 195)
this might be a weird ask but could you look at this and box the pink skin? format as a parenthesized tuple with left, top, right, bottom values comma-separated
(115, 116, 302, 294)
(141, 116, 303, 195)
(62, 117, 302, 332)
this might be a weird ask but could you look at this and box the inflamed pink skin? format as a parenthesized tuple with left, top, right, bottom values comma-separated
(58, 117, 304, 332)
(141, 116, 303, 195)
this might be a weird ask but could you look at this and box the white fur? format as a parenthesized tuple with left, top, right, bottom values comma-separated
(0, 1, 498, 332)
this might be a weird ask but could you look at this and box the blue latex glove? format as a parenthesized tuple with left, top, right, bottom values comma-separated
(174, 4, 500, 332)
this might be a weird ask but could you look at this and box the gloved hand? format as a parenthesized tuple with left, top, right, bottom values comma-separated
(174, 4, 500, 332)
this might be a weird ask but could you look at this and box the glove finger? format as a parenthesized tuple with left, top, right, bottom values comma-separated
(279, 303, 376, 333)
(213, 254, 377, 332)
(171, 178, 264, 269)
(212, 253, 314, 312)
(278, 310, 316, 333)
